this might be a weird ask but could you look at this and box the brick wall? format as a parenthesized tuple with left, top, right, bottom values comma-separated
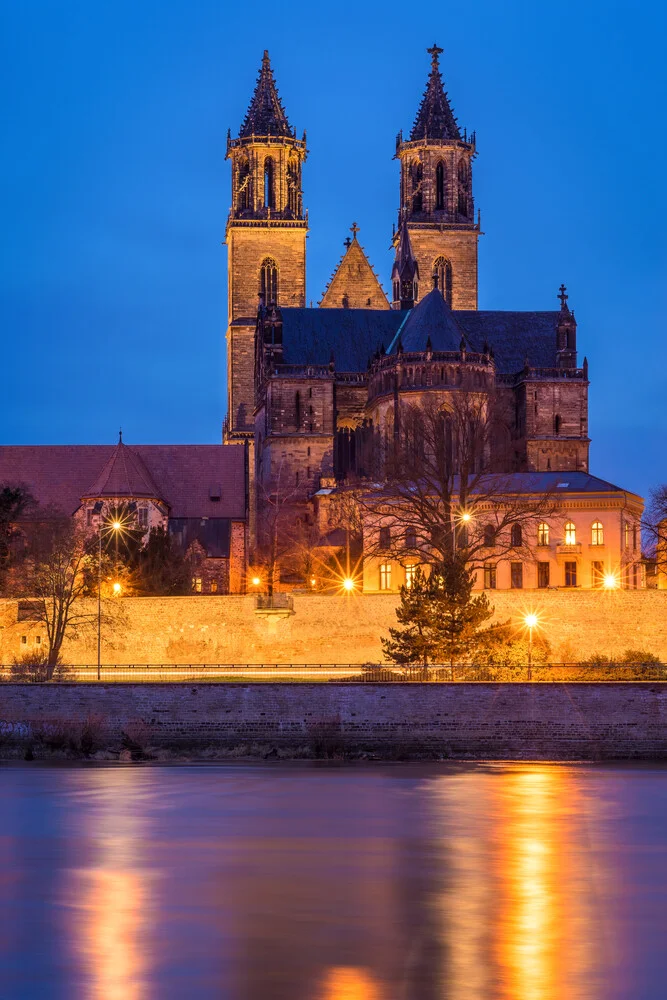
(2, 682, 667, 758)
(1, 591, 666, 665)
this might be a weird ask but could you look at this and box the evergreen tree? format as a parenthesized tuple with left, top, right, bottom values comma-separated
(383, 557, 503, 666)
(134, 526, 191, 595)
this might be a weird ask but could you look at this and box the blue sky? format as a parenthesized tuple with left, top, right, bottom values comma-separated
(1, 0, 665, 500)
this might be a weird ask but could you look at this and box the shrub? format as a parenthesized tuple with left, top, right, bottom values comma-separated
(8, 650, 72, 683)
(619, 649, 662, 665)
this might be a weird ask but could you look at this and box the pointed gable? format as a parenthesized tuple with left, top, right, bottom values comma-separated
(239, 50, 293, 138)
(410, 44, 461, 142)
(319, 225, 389, 310)
(81, 437, 165, 503)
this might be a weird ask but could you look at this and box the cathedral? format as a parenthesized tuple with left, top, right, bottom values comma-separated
(225, 47, 589, 496)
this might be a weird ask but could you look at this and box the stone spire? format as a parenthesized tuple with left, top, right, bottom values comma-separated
(239, 50, 293, 137)
(410, 44, 461, 142)
(392, 214, 420, 309)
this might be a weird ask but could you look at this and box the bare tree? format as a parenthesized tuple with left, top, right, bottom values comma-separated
(255, 459, 303, 597)
(645, 485, 667, 585)
(356, 393, 560, 569)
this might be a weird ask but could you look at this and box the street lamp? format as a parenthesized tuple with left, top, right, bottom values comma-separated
(97, 517, 122, 681)
(112, 582, 122, 595)
(251, 575, 261, 587)
(603, 572, 619, 590)
(524, 612, 539, 680)
(343, 577, 356, 592)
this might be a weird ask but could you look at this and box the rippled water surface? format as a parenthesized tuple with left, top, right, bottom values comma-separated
(1, 762, 667, 999)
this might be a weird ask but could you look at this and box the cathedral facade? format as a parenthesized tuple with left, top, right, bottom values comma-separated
(225, 48, 589, 493)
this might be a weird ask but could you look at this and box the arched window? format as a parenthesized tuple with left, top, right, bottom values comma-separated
(263, 157, 275, 210)
(237, 157, 252, 212)
(457, 159, 469, 217)
(287, 157, 299, 215)
(433, 257, 453, 306)
(435, 161, 446, 210)
(564, 521, 576, 545)
(511, 523, 523, 547)
(591, 521, 604, 546)
(483, 524, 495, 547)
(537, 522, 550, 546)
(259, 257, 278, 304)
(411, 160, 423, 213)
(554, 414, 562, 434)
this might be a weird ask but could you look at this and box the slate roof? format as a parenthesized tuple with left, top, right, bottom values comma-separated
(456, 310, 560, 371)
(239, 51, 292, 138)
(0, 445, 246, 520)
(469, 471, 632, 495)
(410, 46, 461, 142)
(280, 308, 407, 372)
(395, 287, 465, 352)
(392, 217, 419, 281)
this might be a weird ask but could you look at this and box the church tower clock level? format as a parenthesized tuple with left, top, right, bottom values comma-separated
(393, 45, 479, 311)
(224, 51, 308, 442)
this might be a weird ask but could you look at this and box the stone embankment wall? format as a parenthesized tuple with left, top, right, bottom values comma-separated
(2, 683, 667, 758)
(1, 591, 666, 665)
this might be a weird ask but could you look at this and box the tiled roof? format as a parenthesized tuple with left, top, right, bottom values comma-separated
(82, 439, 163, 501)
(0, 445, 246, 520)
(410, 46, 461, 142)
(239, 51, 292, 138)
(280, 308, 407, 372)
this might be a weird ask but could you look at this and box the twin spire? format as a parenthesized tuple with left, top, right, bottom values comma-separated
(410, 43, 461, 142)
(239, 50, 293, 138)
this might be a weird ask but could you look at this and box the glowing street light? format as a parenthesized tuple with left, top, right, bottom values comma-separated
(251, 576, 261, 587)
(97, 516, 122, 681)
(524, 612, 539, 680)
(112, 582, 122, 595)
(603, 572, 620, 590)
(460, 511, 472, 523)
(112, 520, 122, 531)
(343, 577, 356, 592)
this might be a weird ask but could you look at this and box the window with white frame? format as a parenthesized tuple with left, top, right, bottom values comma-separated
(564, 522, 576, 545)
(537, 522, 550, 546)
(379, 563, 392, 591)
(404, 564, 416, 588)
(591, 521, 604, 546)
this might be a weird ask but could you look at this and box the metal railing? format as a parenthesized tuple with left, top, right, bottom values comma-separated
(0, 662, 666, 683)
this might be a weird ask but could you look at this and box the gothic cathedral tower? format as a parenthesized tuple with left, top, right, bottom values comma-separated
(393, 45, 479, 310)
(224, 52, 307, 442)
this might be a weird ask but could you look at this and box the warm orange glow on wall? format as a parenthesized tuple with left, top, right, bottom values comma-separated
(320, 966, 380, 1000)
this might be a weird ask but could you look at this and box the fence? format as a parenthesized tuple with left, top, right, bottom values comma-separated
(1, 662, 666, 683)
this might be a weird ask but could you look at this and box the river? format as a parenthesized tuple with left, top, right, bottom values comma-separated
(1, 762, 666, 999)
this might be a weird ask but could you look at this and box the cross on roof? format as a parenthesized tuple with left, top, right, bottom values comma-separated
(558, 284, 568, 308)
(343, 237, 351, 248)
(427, 43, 443, 69)
(350, 222, 360, 239)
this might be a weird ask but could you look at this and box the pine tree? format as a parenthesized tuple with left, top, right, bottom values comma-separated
(383, 557, 502, 666)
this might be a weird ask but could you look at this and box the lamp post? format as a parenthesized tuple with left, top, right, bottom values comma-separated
(97, 519, 122, 681)
(524, 612, 538, 681)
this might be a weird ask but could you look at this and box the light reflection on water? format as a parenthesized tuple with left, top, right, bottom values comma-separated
(0, 763, 665, 999)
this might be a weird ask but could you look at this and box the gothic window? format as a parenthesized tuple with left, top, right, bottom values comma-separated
(433, 257, 453, 305)
(259, 257, 278, 304)
(564, 521, 577, 546)
(435, 161, 446, 210)
(287, 157, 300, 215)
(537, 522, 550, 546)
(237, 157, 252, 212)
(393, 280, 399, 303)
(511, 523, 523, 547)
(457, 158, 469, 217)
(411, 160, 423, 213)
(591, 521, 604, 546)
(554, 414, 562, 434)
(263, 156, 275, 210)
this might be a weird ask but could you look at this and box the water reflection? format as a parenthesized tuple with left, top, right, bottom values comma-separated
(64, 770, 152, 999)
(0, 764, 662, 998)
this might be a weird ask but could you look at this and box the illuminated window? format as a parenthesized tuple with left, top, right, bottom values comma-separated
(591, 561, 604, 587)
(537, 522, 550, 546)
(564, 522, 576, 545)
(591, 521, 604, 546)
(511, 524, 523, 547)
(379, 526, 391, 551)
(538, 562, 550, 588)
(510, 562, 523, 588)
(259, 257, 278, 304)
(405, 564, 416, 588)
(565, 561, 577, 587)
(192, 577, 202, 593)
(379, 563, 392, 591)
(210, 580, 218, 593)
(483, 564, 496, 589)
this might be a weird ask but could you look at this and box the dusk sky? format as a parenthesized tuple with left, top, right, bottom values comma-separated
(1, 0, 665, 500)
